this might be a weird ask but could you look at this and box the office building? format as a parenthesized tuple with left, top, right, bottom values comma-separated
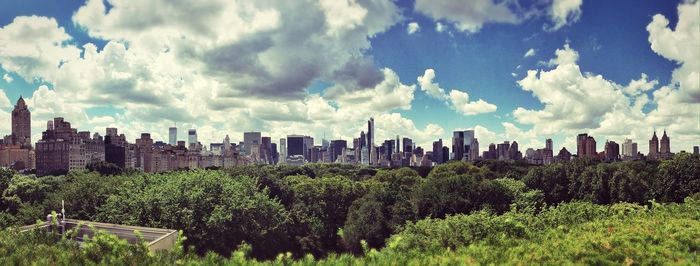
(367, 118, 375, 165)
(169, 127, 177, 145)
(188, 129, 198, 150)
(243, 132, 261, 157)
(622, 139, 638, 160)
(287, 135, 304, 157)
(330, 140, 347, 163)
(604, 140, 620, 161)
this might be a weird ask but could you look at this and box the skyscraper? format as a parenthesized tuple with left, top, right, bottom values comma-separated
(395, 135, 400, 154)
(604, 140, 620, 161)
(169, 127, 177, 145)
(648, 131, 659, 160)
(577, 133, 588, 157)
(330, 140, 347, 162)
(11, 96, 31, 147)
(659, 130, 671, 159)
(402, 137, 413, 154)
(287, 135, 304, 157)
(260, 136, 272, 164)
(622, 139, 638, 159)
(303, 136, 314, 161)
(469, 138, 479, 161)
(432, 139, 444, 164)
(188, 129, 197, 150)
(452, 131, 464, 161)
(243, 132, 261, 156)
(545, 138, 553, 151)
(279, 138, 287, 161)
(367, 117, 375, 165)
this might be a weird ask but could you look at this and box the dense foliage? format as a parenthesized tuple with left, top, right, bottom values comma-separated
(0, 153, 698, 264)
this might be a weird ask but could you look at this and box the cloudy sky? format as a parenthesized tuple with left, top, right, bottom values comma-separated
(0, 0, 698, 153)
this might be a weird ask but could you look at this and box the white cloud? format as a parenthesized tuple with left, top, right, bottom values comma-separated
(2, 73, 12, 83)
(417, 68, 497, 116)
(515, 38, 699, 153)
(448, 90, 497, 115)
(524, 48, 537, 58)
(0, 88, 10, 109)
(414, 0, 519, 33)
(417, 69, 448, 101)
(546, 0, 583, 31)
(0, 16, 81, 82)
(407, 22, 420, 34)
(435, 22, 446, 32)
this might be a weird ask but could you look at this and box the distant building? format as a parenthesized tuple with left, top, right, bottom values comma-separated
(11, 96, 31, 147)
(287, 135, 304, 158)
(604, 140, 620, 162)
(577, 133, 597, 158)
(659, 131, 672, 159)
(243, 132, 261, 158)
(367, 118, 375, 165)
(432, 139, 445, 164)
(622, 139, 638, 160)
(169, 127, 177, 145)
(36, 118, 104, 176)
(694, 146, 699, 155)
(188, 129, 198, 151)
(648, 131, 659, 160)
(556, 147, 572, 162)
(330, 140, 347, 163)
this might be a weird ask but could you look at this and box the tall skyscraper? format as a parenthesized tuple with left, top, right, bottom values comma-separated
(11, 96, 31, 147)
(243, 132, 261, 156)
(367, 117, 374, 164)
(469, 138, 479, 161)
(287, 135, 304, 157)
(432, 139, 444, 164)
(169, 127, 177, 145)
(223, 135, 231, 152)
(604, 140, 620, 161)
(395, 135, 400, 154)
(452, 131, 464, 161)
(648, 131, 659, 160)
(279, 138, 287, 161)
(577, 133, 596, 158)
(545, 138, 553, 151)
(303, 136, 314, 161)
(330, 140, 347, 163)
(402, 137, 413, 154)
(260, 136, 272, 163)
(106, 128, 118, 137)
(622, 139, 638, 159)
(659, 130, 671, 159)
(577, 133, 588, 157)
(188, 129, 198, 150)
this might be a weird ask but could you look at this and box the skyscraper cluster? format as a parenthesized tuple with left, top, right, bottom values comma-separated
(1, 96, 698, 175)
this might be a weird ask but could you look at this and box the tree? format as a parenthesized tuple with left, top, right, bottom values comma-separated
(654, 153, 700, 202)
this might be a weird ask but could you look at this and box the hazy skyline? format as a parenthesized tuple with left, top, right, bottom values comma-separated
(0, 0, 698, 152)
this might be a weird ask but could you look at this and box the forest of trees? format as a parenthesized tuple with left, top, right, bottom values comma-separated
(0, 153, 698, 264)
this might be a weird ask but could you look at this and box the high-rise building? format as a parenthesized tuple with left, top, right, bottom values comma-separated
(243, 132, 261, 156)
(11, 96, 31, 147)
(648, 131, 659, 160)
(106, 128, 118, 137)
(367, 117, 375, 165)
(452, 131, 464, 161)
(604, 140, 620, 161)
(694, 146, 699, 155)
(279, 138, 287, 161)
(468, 138, 479, 161)
(287, 135, 304, 158)
(659, 130, 672, 159)
(303, 136, 314, 161)
(395, 135, 400, 154)
(545, 138, 553, 151)
(188, 129, 198, 150)
(577, 133, 597, 158)
(223, 135, 231, 152)
(402, 137, 413, 154)
(169, 127, 177, 145)
(260, 136, 272, 164)
(330, 140, 347, 163)
(432, 139, 444, 164)
(622, 139, 638, 160)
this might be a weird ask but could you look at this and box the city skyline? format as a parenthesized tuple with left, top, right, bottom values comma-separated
(0, 0, 699, 153)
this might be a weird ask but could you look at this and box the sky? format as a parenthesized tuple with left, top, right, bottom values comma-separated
(0, 0, 698, 154)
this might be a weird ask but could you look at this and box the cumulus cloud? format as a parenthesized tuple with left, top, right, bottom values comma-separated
(545, 0, 583, 31)
(0, 89, 10, 109)
(435, 22, 446, 32)
(414, 0, 519, 33)
(407, 22, 420, 34)
(2, 73, 12, 83)
(515, 36, 699, 153)
(417, 69, 497, 116)
(524, 48, 537, 58)
(0, 16, 81, 82)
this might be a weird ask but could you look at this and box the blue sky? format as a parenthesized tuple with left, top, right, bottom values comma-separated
(0, 0, 698, 153)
